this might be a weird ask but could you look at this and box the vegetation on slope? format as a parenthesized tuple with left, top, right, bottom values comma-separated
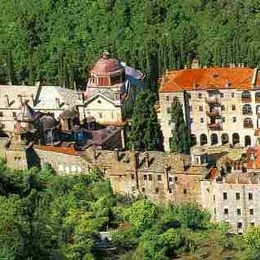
(0, 159, 259, 259)
(0, 0, 259, 89)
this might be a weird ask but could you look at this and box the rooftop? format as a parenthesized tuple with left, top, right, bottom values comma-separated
(159, 67, 260, 92)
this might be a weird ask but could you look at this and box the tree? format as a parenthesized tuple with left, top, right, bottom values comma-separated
(129, 90, 163, 151)
(169, 96, 190, 153)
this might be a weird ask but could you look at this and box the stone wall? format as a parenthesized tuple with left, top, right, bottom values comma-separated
(34, 148, 91, 174)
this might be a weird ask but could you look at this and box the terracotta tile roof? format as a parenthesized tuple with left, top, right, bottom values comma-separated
(159, 67, 258, 92)
(224, 173, 259, 184)
(34, 144, 78, 155)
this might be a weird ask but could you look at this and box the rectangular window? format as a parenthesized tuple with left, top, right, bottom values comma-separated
(142, 187, 145, 192)
(168, 177, 173, 182)
(12, 112, 17, 117)
(232, 105, 236, 111)
(166, 96, 170, 101)
(221, 105, 225, 111)
(143, 174, 147, 180)
(200, 118, 204, 123)
(237, 208, 241, 215)
(0, 111, 3, 117)
(157, 175, 162, 181)
(249, 193, 253, 200)
(223, 192, 227, 200)
(233, 117, 237, 123)
(189, 106, 192, 112)
(183, 188, 187, 194)
(237, 222, 243, 229)
(236, 192, 240, 200)
(169, 188, 172, 193)
(231, 92, 235, 98)
(174, 176, 178, 182)
(250, 222, 255, 227)
(131, 174, 135, 180)
(148, 174, 152, 181)
(222, 117, 225, 123)
(213, 195, 215, 201)
(220, 93, 224, 98)
(199, 105, 203, 112)
(155, 188, 159, 194)
(250, 208, 254, 215)
(224, 208, 229, 215)
(190, 118, 193, 123)
(98, 112, 103, 119)
(198, 93, 202, 99)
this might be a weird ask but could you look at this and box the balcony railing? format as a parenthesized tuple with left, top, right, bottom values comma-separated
(206, 110, 221, 117)
(208, 123, 223, 131)
(242, 110, 253, 115)
(241, 97, 252, 103)
(244, 123, 253, 128)
(206, 96, 221, 104)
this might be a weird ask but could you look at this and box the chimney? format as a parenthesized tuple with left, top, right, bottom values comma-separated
(144, 152, 149, 168)
(31, 94, 35, 106)
(164, 166, 170, 191)
(134, 152, 139, 170)
(55, 98, 60, 109)
(4, 94, 9, 107)
(93, 147, 98, 160)
(114, 148, 119, 161)
(251, 67, 258, 87)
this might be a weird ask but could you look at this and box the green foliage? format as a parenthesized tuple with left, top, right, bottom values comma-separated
(129, 91, 163, 150)
(170, 96, 190, 153)
(0, 0, 259, 88)
(0, 161, 252, 259)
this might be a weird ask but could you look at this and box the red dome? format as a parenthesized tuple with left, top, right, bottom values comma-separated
(91, 51, 124, 76)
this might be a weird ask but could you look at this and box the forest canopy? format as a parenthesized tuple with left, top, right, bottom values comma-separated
(0, 0, 259, 90)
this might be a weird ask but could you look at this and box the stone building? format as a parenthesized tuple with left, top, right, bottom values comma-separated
(158, 67, 260, 151)
(0, 84, 81, 134)
(201, 171, 260, 234)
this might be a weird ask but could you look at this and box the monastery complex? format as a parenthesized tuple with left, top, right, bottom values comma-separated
(1, 52, 260, 234)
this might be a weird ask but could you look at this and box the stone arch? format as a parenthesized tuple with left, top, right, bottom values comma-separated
(221, 133, 229, 145)
(242, 104, 252, 115)
(211, 133, 218, 145)
(245, 135, 251, 147)
(241, 91, 251, 99)
(200, 134, 207, 146)
(232, 133, 240, 145)
(190, 134, 197, 146)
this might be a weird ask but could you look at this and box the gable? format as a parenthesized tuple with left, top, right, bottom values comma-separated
(85, 94, 117, 110)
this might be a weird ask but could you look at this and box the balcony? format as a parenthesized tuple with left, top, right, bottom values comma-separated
(206, 109, 221, 118)
(208, 123, 222, 131)
(206, 96, 221, 104)
(241, 97, 252, 103)
(244, 123, 253, 128)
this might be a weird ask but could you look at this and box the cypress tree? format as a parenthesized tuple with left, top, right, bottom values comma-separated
(169, 96, 190, 153)
(129, 91, 163, 151)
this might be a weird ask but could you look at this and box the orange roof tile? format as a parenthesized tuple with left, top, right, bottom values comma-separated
(160, 67, 258, 92)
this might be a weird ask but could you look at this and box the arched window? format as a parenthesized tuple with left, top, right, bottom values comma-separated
(241, 91, 251, 102)
(200, 134, 207, 146)
(245, 135, 251, 146)
(256, 105, 260, 114)
(242, 104, 252, 115)
(211, 133, 218, 145)
(221, 133, 229, 145)
(243, 117, 253, 128)
(232, 133, 240, 145)
(255, 92, 260, 102)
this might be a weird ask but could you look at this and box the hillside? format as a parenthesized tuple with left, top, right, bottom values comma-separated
(0, 0, 259, 90)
